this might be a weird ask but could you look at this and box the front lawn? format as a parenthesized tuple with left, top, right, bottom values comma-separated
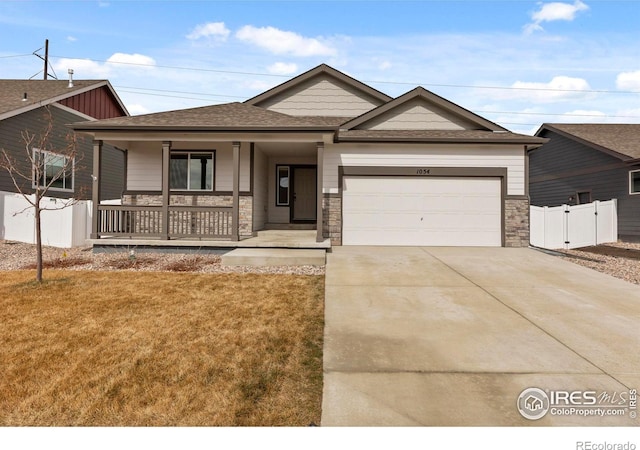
(0, 270, 324, 426)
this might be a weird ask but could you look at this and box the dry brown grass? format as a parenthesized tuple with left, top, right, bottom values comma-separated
(0, 270, 324, 426)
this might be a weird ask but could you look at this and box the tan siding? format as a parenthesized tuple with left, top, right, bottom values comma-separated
(323, 143, 525, 196)
(215, 143, 251, 191)
(127, 142, 162, 190)
(261, 77, 382, 117)
(252, 146, 268, 230)
(126, 142, 250, 192)
(361, 98, 474, 131)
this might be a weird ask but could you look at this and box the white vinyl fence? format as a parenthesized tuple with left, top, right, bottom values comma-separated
(530, 199, 618, 250)
(0, 191, 93, 248)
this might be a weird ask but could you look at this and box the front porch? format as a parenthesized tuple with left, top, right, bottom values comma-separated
(90, 136, 330, 246)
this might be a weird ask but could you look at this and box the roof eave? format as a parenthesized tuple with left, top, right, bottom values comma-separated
(72, 124, 338, 133)
(337, 136, 548, 145)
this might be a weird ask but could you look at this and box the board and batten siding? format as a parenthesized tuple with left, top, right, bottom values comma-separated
(359, 98, 474, 131)
(530, 129, 640, 238)
(259, 77, 383, 117)
(323, 144, 526, 196)
(126, 141, 251, 192)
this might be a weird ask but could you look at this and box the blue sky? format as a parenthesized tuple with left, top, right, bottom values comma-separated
(1, 0, 639, 134)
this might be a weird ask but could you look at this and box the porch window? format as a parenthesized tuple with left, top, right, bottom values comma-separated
(276, 165, 289, 206)
(630, 170, 640, 195)
(170, 151, 214, 191)
(32, 148, 74, 192)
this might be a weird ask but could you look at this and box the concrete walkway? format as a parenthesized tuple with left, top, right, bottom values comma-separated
(322, 247, 640, 426)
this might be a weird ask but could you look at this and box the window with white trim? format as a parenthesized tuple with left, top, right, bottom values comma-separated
(33, 149, 74, 192)
(170, 151, 214, 191)
(630, 170, 640, 195)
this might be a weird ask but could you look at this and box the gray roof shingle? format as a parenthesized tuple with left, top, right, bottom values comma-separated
(73, 102, 348, 130)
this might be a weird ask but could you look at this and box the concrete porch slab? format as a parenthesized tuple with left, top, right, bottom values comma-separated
(88, 230, 331, 250)
(221, 248, 326, 266)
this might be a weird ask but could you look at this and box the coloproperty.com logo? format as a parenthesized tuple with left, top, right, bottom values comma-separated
(517, 387, 637, 421)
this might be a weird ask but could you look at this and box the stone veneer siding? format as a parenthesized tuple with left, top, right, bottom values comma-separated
(322, 193, 342, 245)
(123, 194, 253, 237)
(504, 197, 530, 248)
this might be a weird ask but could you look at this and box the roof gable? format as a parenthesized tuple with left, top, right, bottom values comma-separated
(535, 123, 640, 161)
(244, 64, 391, 117)
(0, 79, 128, 121)
(342, 87, 506, 132)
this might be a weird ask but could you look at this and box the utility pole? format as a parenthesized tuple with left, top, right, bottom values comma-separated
(31, 39, 57, 80)
(43, 39, 49, 80)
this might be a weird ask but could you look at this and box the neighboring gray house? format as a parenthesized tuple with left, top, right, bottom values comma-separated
(530, 124, 640, 242)
(0, 79, 128, 201)
(74, 64, 546, 247)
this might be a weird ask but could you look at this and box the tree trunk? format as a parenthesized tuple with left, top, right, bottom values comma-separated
(35, 205, 43, 283)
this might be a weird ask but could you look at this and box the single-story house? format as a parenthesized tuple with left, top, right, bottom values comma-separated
(0, 78, 129, 201)
(530, 123, 640, 242)
(73, 64, 546, 247)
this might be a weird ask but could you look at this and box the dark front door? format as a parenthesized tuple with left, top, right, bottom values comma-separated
(291, 166, 317, 222)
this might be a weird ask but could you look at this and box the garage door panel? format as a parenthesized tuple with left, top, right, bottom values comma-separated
(342, 176, 501, 246)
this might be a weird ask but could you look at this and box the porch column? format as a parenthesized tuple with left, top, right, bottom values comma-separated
(231, 141, 240, 241)
(316, 142, 324, 243)
(162, 141, 171, 240)
(90, 140, 102, 239)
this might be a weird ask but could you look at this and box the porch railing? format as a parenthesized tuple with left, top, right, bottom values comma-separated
(96, 205, 233, 239)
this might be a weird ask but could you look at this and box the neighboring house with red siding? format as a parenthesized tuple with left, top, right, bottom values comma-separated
(0, 79, 128, 201)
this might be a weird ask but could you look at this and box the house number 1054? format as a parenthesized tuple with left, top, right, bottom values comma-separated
(416, 168, 431, 175)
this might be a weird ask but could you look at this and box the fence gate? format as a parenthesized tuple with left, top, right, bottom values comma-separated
(530, 199, 617, 250)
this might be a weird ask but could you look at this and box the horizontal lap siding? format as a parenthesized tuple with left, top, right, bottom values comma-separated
(0, 106, 99, 200)
(260, 78, 382, 117)
(323, 144, 525, 196)
(126, 142, 250, 192)
(530, 130, 640, 237)
(363, 99, 471, 131)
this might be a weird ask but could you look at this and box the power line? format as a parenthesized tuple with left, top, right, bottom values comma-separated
(47, 54, 640, 96)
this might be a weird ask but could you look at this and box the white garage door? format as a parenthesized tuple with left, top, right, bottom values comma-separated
(342, 176, 502, 246)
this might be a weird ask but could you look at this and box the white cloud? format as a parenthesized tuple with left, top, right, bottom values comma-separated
(504, 76, 592, 102)
(267, 62, 298, 75)
(378, 60, 392, 70)
(66, 36, 77, 42)
(186, 22, 230, 41)
(236, 25, 336, 57)
(524, 0, 589, 34)
(616, 70, 640, 92)
(107, 53, 156, 68)
(126, 104, 151, 116)
(53, 53, 156, 78)
(54, 58, 111, 78)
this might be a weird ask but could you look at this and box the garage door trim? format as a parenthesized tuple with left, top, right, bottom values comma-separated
(338, 166, 508, 246)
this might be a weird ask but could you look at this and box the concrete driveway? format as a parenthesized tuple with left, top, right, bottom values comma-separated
(321, 247, 640, 426)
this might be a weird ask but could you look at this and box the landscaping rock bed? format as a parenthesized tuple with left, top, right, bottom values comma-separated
(558, 241, 640, 285)
(0, 240, 325, 275)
